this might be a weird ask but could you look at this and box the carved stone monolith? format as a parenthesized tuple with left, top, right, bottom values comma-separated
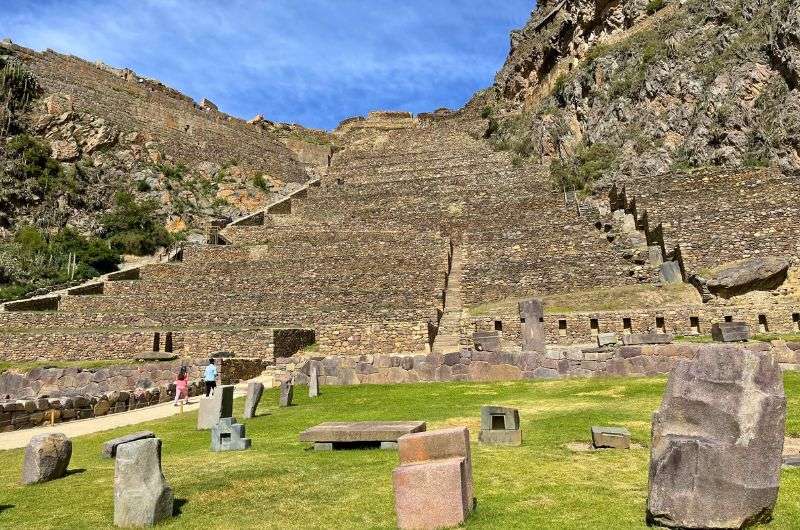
(647, 345, 786, 529)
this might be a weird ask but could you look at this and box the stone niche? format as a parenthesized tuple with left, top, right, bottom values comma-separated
(478, 406, 522, 446)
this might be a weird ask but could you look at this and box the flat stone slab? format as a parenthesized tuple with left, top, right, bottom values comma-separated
(622, 333, 673, 346)
(133, 352, 178, 362)
(102, 431, 155, 458)
(591, 426, 631, 449)
(299, 421, 426, 443)
(783, 455, 800, 469)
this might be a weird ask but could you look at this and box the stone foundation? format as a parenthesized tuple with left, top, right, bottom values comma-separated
(282, 342, 799, 386)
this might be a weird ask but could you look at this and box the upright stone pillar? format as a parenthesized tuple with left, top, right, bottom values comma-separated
(519, 298, 545, 353)
(309, 362, 320, 398)
(243, 382, 264, 419)
(197, 385, 234, 430)
(114, 438, 173, 528)
(279, 381, 294, 407)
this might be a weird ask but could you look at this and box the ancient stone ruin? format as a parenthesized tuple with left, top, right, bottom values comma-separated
(211, 417, 251, 452)
(299, 421, 426, 451)
(591, 426, 630, 450)
(279, 381, 293, 407)
(102, 431, 155, 458)
(647, 345, 786, 528)
(114, 438, 174, 528)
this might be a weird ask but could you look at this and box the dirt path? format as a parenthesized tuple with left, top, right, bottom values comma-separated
(0, 376, 273, 451)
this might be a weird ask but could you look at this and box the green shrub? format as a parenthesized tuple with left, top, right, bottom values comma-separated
(135, 179, 151, 192)
(480, 106, 494, 119)
(550, 143, 617, 192)
(101, 191, 172, 255)
(484, 117, 500, 139)
(5, 134, 74, 196)
(0, 225, 121, 302)
(157, 163, 187, 181)
(252, 174, 271, 193)
(646, 0, 665, 15)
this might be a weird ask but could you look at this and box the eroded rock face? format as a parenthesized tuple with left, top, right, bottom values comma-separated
(21, 433, 72, 484)
(647, 345, 786, 528)
(706, 257, 790, 298)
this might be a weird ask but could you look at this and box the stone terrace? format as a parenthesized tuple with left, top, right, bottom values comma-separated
(5, 42, 308, 184)
(619, 168, 800, 274)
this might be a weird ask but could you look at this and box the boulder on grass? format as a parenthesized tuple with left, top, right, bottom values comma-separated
(647, 345, 786, 528)
(21, 433, 72, 485)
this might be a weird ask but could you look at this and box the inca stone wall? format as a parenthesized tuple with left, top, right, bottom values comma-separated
(468, 302, 800, 348)
(0, 357, 266, 431)
(277, 342, 798, 387)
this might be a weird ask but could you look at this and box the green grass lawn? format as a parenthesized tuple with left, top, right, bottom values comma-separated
(1, 374, 800, 529)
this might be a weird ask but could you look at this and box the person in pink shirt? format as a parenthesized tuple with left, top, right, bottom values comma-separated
(173, 370, 189, 406)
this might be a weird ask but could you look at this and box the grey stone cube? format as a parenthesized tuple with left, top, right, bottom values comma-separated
(211, 417, 251, 452)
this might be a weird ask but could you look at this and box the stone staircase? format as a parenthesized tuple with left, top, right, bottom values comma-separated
(432, 244, 465, 354)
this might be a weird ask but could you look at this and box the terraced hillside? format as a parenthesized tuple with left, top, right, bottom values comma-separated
(1, 0, 798, 368)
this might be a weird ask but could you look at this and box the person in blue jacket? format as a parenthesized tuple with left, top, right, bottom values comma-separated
(203, 358, 218, 397)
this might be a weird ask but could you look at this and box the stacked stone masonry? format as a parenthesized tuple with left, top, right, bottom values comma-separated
(0, 358, 266, 431)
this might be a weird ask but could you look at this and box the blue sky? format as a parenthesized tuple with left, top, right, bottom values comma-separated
(1, 1, 534, 130)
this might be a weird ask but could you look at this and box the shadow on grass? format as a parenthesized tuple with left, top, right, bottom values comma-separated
(65, 468, 86, 476)
(0, 505, 13, 513)
(173, 498, 188, 516)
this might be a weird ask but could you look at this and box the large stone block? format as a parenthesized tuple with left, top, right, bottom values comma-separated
(647, 345, 786, 528)
(300, 421, 426, 449)
(393, 458, 468, 530)
(102, 431, 155, 458)
(473, 331, 501, 352)
(114, 438, 173, 528)
(243, 382, 263, 419)
(398, 427, 474, 512)
(711, 322, 750, 343)
(211, 417, 251, 452)
(279, 381, 293, 407)
(21, 433, 72, 485)
(197, 385, 234, 430)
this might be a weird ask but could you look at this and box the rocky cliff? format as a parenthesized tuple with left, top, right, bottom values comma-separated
(0, 40, 331, 237)
(483, 0, 800, 183)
